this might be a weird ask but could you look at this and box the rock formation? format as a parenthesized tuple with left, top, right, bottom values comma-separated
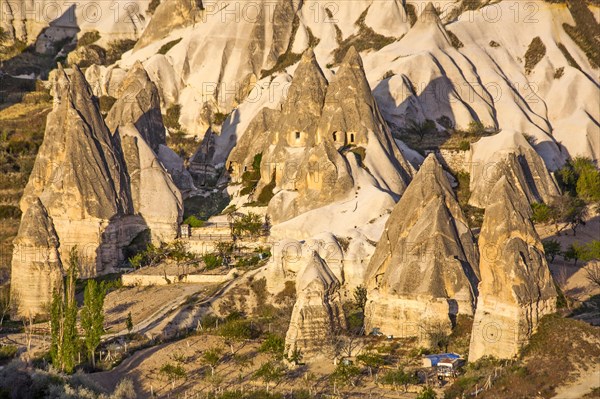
(469, 130, 560, 209)
(116, 123, 183, 243)
(106, 61, 194, 195)
(226, 48, 413, 224)
(12, 65, 166, 317)
(285, 251, 346, 358)
(364, 155, 480, 340)
(9, 199, 63, 318)
(469, 177, 557, 361)
(106, 61, 166, 152)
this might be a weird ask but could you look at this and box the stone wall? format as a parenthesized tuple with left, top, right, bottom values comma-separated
(425, 149, 472, 173)
(122, 268, 238, 286)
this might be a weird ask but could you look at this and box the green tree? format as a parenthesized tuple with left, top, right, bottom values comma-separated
(50, 247, 80, 373)
(542, 239, 561, 262)
(572, 157, 600, 201)
(259, 334, 285, 359)
(550, 194, 587, 235)
(356, 352, 384, 379)
(381, 368, 418, 392)
(353, 285, 368, 312)
(416, 386, 437, 399)
(202, 347, 223, 376)
(125, 312, 134, 333)
(564, 243, 582, 267)
(531, 202, 553, 224)
(160, 362, 186, 389)
(81, 279, 106, 368)
(254, 361, 285, 392)
(330, 361, 361, 388)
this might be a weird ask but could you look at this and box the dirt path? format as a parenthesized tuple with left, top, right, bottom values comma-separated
(552, 367, 600, 399)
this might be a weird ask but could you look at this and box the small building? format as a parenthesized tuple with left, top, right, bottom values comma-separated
(421, 353, 462, 368)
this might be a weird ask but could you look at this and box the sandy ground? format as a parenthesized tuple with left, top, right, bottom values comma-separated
(103, 283, 215, 335)
(89, 334, 426, 399)
(552, 365, 600, 399)
(537, 214, 600, 302)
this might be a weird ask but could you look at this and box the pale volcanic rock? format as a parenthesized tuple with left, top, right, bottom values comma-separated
(13, 66, 147, 316)
(364, 155, 479, 339)
(105, 61, 166, 152)
(468, 130, 561, 209)
(117, 124, 183, 243)
(227, 48, 413, 225)
(469, 177, 557, 362)
(285, 251, 346, 358)
(9, 199, 63, 319)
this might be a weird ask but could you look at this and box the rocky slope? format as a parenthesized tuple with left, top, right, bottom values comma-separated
(0, 0, 150, 50)
(469, 176, 557, 361)
(364, 155, 480, 340)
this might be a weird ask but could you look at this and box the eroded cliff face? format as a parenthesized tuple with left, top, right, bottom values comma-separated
(469, 176, 556, 361)
(116, 123, 183, 243)
(10, 65, 181, 317)
(9, 199, 63, 318)
(469, 130, 560, 209)
(226, 48, 413, 225)
(18, 65, 141, 280)
(106, 62, 166, 152)
(285, 251, 346, 358)
(364, 155, 479, 341)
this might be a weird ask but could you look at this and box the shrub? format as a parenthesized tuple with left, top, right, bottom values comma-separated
(259, 334, 285, 358)
(489, 40, 500, 48)
(447, 30, 463, 49)
(203, 254, 222, 270)
(147, 0, 161, 14)
(0, 345, 17, 360)
(183, 215, 204, 228)
(98, 95, 116, 115)
(164, 104, 182, 130)
(531, 202, 553, 223)
(159, 362, 186, 380)
(157, 38, 182, 55)
(466, 121, 486, 135)
(542, 239, 561, 262)
(0, 204, 21, 219)
(105, 39, 136, 64)
(458, 140, 470, 151)
(524, 37, 546, 74)
(77, 31, 100, 48)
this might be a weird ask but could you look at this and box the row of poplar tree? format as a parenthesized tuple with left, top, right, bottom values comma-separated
(50, 247, 107, 373)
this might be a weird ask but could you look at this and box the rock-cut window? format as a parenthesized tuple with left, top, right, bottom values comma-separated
(295, 131, 301, 140)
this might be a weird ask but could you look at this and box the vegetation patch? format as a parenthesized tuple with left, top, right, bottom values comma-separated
(157, 38, 182, 55)
(524, 37, 546, 74)
(332, 7, 396, 65)
(562, 0, 600, 68)
(447, 30, 464, 49)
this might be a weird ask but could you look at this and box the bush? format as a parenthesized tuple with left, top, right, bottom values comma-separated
(542, 239, 561, 262)
(203, 254, 222, 270)
(183, 215, 204, 228)
(78, 31, 100, 48)
(259, 334, 285, 358)
(458, 140, 470, 151)
(147, 0, 161, 14)
(164, 104, 182, 130)
(531, 202, 553, 223)
(98, 96, 116, 115)
(0, 204, 21, 219)
(466, 121, 486, 135)
(524, 37, 546, 74)
(0, 345, 17, 360)
(157, 38, 182, 55)
(106, 39, 136, 64)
